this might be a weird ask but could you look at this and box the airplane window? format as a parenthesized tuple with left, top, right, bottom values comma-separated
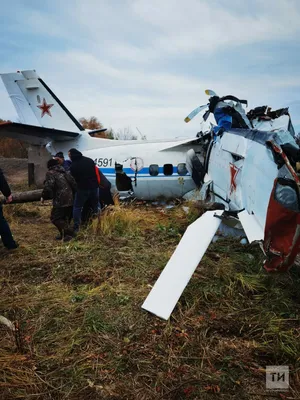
(149, 164, 159, 176)
(177, 163, 188, 176)
(163, 164, 173, 176)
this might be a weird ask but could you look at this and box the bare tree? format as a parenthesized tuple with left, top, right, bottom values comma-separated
(136, 127, 147, 140)
(113, 127, 137, 140)
(79, 118, 142, 141)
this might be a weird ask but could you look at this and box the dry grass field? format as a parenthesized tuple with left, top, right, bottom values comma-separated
(0, 160, 299, 399)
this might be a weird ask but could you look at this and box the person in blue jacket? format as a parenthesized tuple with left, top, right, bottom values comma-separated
(54, 152, 72, 172)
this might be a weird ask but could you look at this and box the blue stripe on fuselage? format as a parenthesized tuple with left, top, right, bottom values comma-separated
(97, 166, 190, 177)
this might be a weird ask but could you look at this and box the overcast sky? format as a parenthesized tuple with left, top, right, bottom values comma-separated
(0, 0, 300, 138)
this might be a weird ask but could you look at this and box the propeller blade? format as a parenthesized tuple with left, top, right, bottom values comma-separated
(184, 104, 208, 123)
(205, 89, 217, 97)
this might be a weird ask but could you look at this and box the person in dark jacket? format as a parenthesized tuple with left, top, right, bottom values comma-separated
(98, 168, 114, 208)
(41, 159, 77, 241)
(0, 168, 18, 249)
(68, 148, 100, 232)
(81, 168, 114, 224)
(54, 152, 72, 172)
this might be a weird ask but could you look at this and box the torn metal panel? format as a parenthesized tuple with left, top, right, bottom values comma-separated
(221, 132, 248, 158)
(238, 210, 264, 243)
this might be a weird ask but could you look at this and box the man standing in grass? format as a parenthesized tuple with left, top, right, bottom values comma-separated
(68, 148, 100, 233)
(0, 168, 18, 250)
(41, 159, 77, 242)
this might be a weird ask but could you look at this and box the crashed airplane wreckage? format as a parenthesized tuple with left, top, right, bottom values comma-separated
(142, 91, 300, 320)
(1, 72, 299, 319)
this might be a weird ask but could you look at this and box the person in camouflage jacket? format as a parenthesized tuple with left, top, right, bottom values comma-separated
(41, 159, 77, 241)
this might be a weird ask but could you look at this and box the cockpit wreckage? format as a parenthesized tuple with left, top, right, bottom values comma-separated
(142, 90, 300, 320)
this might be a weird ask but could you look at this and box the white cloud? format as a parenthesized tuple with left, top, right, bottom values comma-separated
(131, 0, 300, 55)
(0, 0, 300, 139)
(13, 0, 300, 61)
(26, 49, 297, 138)
(37, 50, 206, 97)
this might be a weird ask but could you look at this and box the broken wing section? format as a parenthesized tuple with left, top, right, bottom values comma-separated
(142, 210, 224, 320)
(238, 210, 264, 243)
(0, 122, 79, 145)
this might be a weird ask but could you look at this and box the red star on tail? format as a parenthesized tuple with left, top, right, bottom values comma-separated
(229, 163, 239, 194)
(37, 98, 54, 118)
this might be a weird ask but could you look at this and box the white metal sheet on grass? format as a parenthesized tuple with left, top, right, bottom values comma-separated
(238, 210, 264, 243)
(142, 210, 224, 320)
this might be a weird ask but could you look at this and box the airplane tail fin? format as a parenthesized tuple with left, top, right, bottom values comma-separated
(0, 70, 84, 132)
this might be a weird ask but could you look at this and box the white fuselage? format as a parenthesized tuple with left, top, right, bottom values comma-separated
(0, 69, 294, 220)
(47, 135, 203, 200)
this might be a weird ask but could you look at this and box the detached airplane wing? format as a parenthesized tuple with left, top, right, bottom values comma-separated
(142, 210, 224, 320)
(238, 210, 264, 243)
(0, 122, 80, 145)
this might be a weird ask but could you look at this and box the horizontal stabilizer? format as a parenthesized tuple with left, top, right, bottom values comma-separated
(142, 210, 224, 320)
(238, 210, 264, 243)
(88, 128, 107, 136)
(0, 122, 80, 145)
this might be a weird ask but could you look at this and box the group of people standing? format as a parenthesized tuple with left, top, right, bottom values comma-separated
(42, 149, 114, 242)
(0, 149, 114, 249)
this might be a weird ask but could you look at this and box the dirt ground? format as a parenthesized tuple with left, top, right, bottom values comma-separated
(0, 157, 28, 186)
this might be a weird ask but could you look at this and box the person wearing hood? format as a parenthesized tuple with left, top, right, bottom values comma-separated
(41, 159, 77, 241)
(68, 148, 100, 232)
(53, 152, 72, 172)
